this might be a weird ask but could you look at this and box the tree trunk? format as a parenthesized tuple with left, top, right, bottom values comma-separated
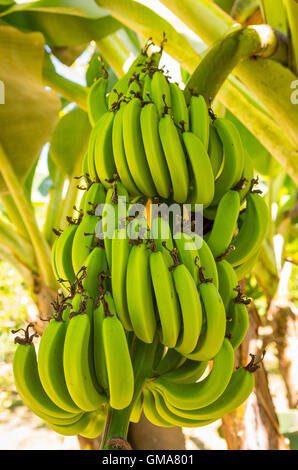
(221, 302, 289, 450)
(128, 412, 186, 450)
(266, 260, 298, 410)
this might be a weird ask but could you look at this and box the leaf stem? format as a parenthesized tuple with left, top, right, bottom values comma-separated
(184, 25, 285, 104)
(96, 33, 130, 78)
(1, 193, 30, 240)
(0, 143, 58, 289)
(43, 169, 66, 246)
(43, 54, 88, 111)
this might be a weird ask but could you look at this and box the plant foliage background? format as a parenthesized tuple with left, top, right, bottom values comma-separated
(0, 0, 297, 450)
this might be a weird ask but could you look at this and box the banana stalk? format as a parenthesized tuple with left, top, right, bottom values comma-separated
(159, 0, 297, 149)
(1, 194, 30, 240)
(261, 0, 288, 34)
(0, 143, 58, 289)
(100, 337, 159, 450)
(231, 0, 260, 24)
(0, 219, 37, 271)
(217, 79, 298, 185)
(283, 0, 298, 73)
(184, 25, 286, 105)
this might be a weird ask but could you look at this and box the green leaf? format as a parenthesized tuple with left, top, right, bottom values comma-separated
(51, 44, 87, 66)
(261, 0, 288, 34)
(49, 106, 91, 176)
(284, 0, 298, 73)
(0, 1, 111, 19)
(24, 159, 39, 202)
(225, 109, 273, 176)
(0, 25, 60, 194)
(95, 0, 199, 73)
(213, 0, 234, 13)
(0, 1, 122, 46)
(86, 51, 108, 86)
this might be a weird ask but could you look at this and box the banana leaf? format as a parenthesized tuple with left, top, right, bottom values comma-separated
(49, 107, 91, 176)
(0, 0, 122, 46)
(0, 25, 60, 194)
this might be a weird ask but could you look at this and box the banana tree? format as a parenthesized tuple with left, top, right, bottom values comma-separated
(0, 0, 297, 450)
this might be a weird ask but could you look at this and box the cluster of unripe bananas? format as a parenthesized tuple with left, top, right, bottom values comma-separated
(12, 38, 268, 438)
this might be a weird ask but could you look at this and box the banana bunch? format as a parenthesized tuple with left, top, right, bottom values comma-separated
(12, 37, 269, 438)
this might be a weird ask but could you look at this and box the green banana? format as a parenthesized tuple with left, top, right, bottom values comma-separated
(150, 214, 174, 268)
(208, 122, 223, 178)
(51, 231, 62, 281)
(216, 259, 238, 312)
(102, 180, 129, 270)
(173, 232, 199, 284)
(71, 212, 101, 275)
(143, 389, 173, 427)
(189, 95, 210, 149)
(238, 151, 254, 203)
(191, 234, 219, 288)
(182, 131, 214, 207)
(211, 117, 245, 206)
(93, 298, 109, 393)
(82, 181, 106, 214)
(87, 118, 104, 181)
(55, 222, 77, 284)
(150, 70, 172, 118)
(79, 411, 106, 439)
(171, 261, 203, 356)
(111, 224, 134, 331)
(122, 97, 156, 197)
(94, 111, 116, 189)
(124, 74, 143, 99)
(151, 389, 216, 428)
(108, 52, 148, 110)
(87, 76, 108, 127)
(47, 411, 98, 437)
(154, 348, 184, 376)
(126, 241, 156, 343)
(205, 190, 240, 259)
(81, 246, 107, 298)
(162, 359, 208, 385)
(169, 82, 189, 130)
(112, 102, 141, 197)
(186, 276, 226, 362)
(37, 302, 82, 414)
(101, 291, 134, 410)
(13, 337, 78, 419)
(149, 338, 234, 410)
(234, 248, 260, 281)
(163, 363, 255, 421)
(20, 399, 84, 426)
(158, 113, 189, 203)
(63, 294, 107, 411)
(226, 299, 249, 350)
(149, 247, 181, 349)
(225, 192, 268, 266)
(140, 102, 171, 199)
(130, 393, 143, 423)
(142, 73, 152, 102)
